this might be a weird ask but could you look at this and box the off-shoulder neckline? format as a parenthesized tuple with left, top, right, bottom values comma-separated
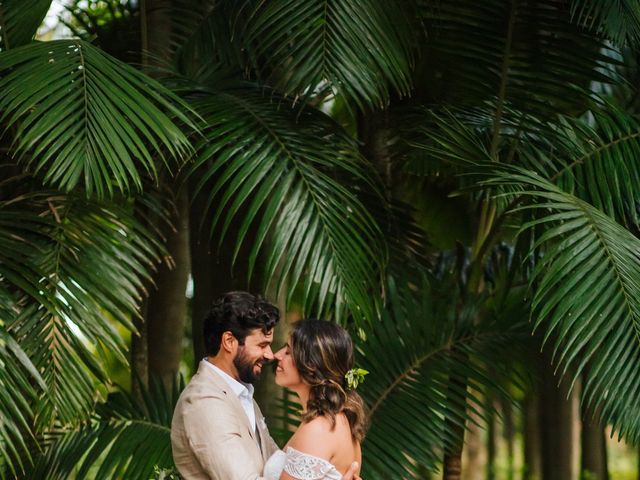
(283, 446, 336, 468)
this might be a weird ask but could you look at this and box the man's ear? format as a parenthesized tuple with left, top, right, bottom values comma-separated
(220, 331, 237, 354)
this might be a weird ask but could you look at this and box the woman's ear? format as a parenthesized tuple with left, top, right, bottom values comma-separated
(220, 331, 237, 354)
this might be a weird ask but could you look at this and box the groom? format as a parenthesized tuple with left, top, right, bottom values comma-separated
(171, 291, 360, 480)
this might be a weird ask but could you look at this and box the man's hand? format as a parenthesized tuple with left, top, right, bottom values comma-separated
(342, 461, 361, 480)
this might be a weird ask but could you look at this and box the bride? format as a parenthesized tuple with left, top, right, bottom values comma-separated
(263, 319, 366, 480)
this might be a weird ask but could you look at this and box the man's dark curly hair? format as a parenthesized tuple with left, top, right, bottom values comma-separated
(203, 291, 279, 356)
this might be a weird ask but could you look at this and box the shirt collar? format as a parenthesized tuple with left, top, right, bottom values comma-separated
(204, 359, 254, 399)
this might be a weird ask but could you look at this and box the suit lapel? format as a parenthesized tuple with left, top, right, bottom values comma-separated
(254, 401, 271, 461)
(198, 361, 258, 443)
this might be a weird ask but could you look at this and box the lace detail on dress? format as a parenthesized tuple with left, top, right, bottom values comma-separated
(283, 447, 337, 479)
(263, 447, 342, 480)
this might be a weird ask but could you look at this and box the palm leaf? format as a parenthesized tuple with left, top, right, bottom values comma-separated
(406, 108, 494, 170)
(268, 394, 303, 448)
(2, 191, 165, 426)
(170, 0, 247, 75)
(0, 40, 197, 198)
(404, 102, 640, 234)
(29, 376, 183, 479)
(487, 166, 640, 443)
(357, 272, 529, 478)
(0, 325, 45, 479)
(245, 0, 414, 110)
(0, 0, 51, 51)
(420, 0, 619, 118)
(570, 0, 640, 46)
(521, 104, 640, 229)
(188, 84, 386, 324)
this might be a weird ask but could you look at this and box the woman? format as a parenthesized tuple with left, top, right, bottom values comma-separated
(263, 319, 366, 480)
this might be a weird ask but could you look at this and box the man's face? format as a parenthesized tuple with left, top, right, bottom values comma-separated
(233, 328, 274, 384)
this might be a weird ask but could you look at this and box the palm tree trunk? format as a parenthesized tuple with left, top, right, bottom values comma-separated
(501, 395, 515, 480)
(581, 368, 609, 480)
(131, 302, 149, 398)
(188, 176, 266, 367)
(132, 0, 178, 392)
(486, 399, 496, 480)
(147, 189, 191, 385)
(443, 371, 467, 480)
(462, 402, 484, 480)
(580, 416, 608, 480)
(539, 355, 577, 480)
(443, 450, 463, 480)
(189, 182, 216, 365)
(523, 391, 542, 480)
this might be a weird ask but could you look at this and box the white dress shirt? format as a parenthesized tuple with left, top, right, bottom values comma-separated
(204, 360, 256, 432)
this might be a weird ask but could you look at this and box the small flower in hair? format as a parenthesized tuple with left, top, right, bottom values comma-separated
(345, 368, 369, 390)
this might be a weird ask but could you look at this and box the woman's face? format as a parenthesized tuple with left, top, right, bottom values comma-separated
(274, 339, 303, 389)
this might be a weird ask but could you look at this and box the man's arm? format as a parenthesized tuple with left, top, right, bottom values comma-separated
(184, 396, 265, 480)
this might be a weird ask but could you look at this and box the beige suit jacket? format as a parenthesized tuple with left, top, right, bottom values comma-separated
(171, 360, 279, 480)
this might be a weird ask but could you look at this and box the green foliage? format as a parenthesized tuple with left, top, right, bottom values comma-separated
(1, 188, 167, 427)
(357, 273, 529, 478)
(4, 0, 640, 477)
(527, 105, 640, 229)
(0, 327, 45, 478)
(170, 0, 246, 74)
(245, 0, 415, 110)
(419, 0, 619, 115)
(0, 0, 52, 51)
(0, 40, 196, 198)
(188, 84, 387, 323)
(570, 0, 640, 46)
(487, 166, 640, 444)
(28, 376, 183, 479)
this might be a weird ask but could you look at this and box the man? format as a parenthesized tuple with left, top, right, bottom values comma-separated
(171, 291, 359, 480)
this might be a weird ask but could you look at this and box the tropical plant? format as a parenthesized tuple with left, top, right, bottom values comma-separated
(28, 376, 183, 479)
(357, 272, 530, 479)
(3, 0, 640, 479)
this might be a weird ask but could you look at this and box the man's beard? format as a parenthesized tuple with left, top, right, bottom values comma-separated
(234, 347, 262, 384)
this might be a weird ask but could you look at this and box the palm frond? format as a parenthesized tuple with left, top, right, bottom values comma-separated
(29, 376, 183, 479)
(406, 108, 494, 170)
(357, 272, 529, 478)
(188, 84, 387, 324)
(486, 166, 640, 444)
(403, 102, 640, 235)
(0, 40, 197, 198)
(520, 104, 640, 229)
(268, 394, 303, 448)
(245, 0, 414, 110)
(2, 191, 165, 426)
(421, 0, 619, 117)
(570, 0, 640, 46)
(0, 325, 45, 478)
(170, 0, 247, 76)
(0, 0, 51, 51)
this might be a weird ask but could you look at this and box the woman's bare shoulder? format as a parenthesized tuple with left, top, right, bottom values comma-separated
(287, 414, 352, 459)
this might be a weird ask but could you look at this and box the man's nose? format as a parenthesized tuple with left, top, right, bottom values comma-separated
(264, 346, 274, 360)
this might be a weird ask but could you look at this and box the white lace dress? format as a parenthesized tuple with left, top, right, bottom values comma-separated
(263, 447, 342, 480)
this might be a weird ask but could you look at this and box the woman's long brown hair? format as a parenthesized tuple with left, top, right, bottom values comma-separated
(289, 319, 367, 442)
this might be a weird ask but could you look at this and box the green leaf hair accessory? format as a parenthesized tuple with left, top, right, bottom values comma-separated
(345, 368, 369, 390)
